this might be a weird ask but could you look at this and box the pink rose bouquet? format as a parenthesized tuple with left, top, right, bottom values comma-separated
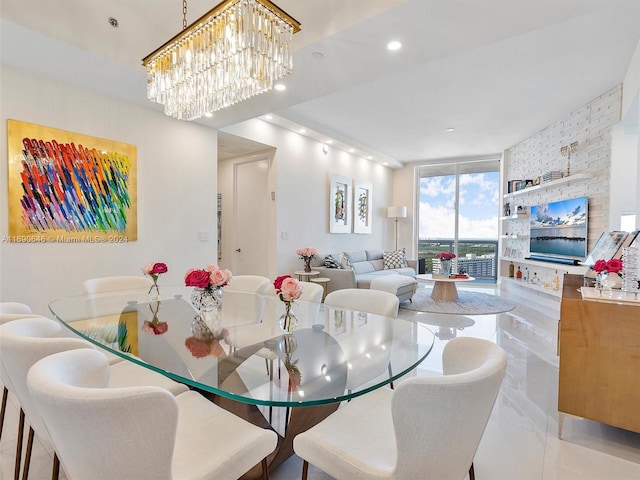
(296, 247, 318, 260)
(435, 252, 456, 260)
(274, 275, 303, 302)
(142, 262, 168, 296)
(185, 264, 233, 289)
(592, 258, 623, 274)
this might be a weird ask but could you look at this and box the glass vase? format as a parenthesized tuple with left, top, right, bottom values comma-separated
(191, 287, 223, 330)
(148, 281, 160, 302)
(279, 302, 298, 334)
(440, 259, 452, 276)
(303, 257, 312, 273)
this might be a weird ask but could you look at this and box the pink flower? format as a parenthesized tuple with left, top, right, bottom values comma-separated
(142, 320, 168, 335)
(142, 262, 168, 275)
(592, 259, 608, 273)
(185, 269, 212, 288)
(435, 252, 456, 260)
(606, 258, 623, 274)
(296, 247, 318, 259)
(273, 275, 291, 292)
(279, 277, 303, 302)
(210, 268, 232, 287)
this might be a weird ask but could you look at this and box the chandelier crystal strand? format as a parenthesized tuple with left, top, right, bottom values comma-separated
(143, 0, 298, 120)
(621, 246, 639, 293)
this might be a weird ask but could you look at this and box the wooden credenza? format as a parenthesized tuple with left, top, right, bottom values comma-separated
(558, 276, 640, 433)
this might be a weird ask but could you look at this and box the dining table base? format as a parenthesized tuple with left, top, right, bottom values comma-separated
(198, 389, 340, 479)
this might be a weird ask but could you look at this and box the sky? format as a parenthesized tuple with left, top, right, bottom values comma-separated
(419, 171, 500, 239)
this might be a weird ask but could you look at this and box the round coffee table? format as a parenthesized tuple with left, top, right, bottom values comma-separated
(295, 270, 320, 282)
(415, 274, 475, 301)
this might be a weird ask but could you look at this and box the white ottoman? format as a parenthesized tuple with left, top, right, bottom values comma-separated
(370, 275, 418, 303)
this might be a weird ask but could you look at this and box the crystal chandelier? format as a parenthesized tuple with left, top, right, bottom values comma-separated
(142, 0, 301, 121)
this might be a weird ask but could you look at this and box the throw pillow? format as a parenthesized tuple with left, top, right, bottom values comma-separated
(324, 255, 342, 269)
(383, 250, 408, 269)
(340, 253, 353, 270)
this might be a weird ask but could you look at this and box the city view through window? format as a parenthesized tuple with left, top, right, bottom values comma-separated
(418, 164, 500, 281)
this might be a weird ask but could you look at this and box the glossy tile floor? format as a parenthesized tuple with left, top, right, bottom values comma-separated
(2, 284, 639, 479)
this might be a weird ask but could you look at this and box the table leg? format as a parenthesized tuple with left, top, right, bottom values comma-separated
(431, 281, 459, 301)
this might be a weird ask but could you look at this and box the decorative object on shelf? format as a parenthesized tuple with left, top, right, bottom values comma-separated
(273, 275, 303, 334)
(386, 206, 407, 250)
(435, 252, 456, 276)
(296, 247, 319, 273)
(560, 141, 578, 176)
(621, 247, 639, 293)
(185, 264, 232, 327)
(142, 262, 168, 300)
(142, 0, 301, 120)
(185, 319, 229, 358)
(593, 257, 623, 294)
(141, 302, 168, 335)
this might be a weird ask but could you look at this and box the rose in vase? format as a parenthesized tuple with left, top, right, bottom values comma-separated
(273, 275, 303, 333)
(142, 262, 168, 297)
(296, 247, 319, 273)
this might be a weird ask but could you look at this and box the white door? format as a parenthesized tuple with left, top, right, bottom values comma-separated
(233, 156, 271, 275)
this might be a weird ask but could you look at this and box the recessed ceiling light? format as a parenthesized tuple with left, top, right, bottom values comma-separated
(445, 127, 455, 132)
(387, 40, 402, 51)
(298, 128, 306, 134)
(108, 17, 119, 28)
(274, 83, 286, 91)
(264, 114, 273, 120)
(367, 155, 373, 160)
(204, 112, 213, 118)
(382, 162, 388, 166)
(326, 139, 333, 144)
(348, 148, 355, 153)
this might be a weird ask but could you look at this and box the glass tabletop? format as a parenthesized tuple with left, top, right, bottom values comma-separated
(49, 286, 435, 407)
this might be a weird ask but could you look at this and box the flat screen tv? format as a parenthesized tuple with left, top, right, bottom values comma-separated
(529, 196, 588, 261)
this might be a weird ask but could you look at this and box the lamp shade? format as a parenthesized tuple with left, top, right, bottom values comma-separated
(387, 206, 407, 218)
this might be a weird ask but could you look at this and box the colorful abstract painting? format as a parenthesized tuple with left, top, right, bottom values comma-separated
(7, 120, 137, 242)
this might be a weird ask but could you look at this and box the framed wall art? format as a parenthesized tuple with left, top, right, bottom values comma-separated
(6, 119, 137, 243)
(329, 173, 352, 233)
(353, 179, 372, 234)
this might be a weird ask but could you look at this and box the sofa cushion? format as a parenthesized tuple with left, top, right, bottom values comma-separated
(383, 250, 408, 269)
(344, 251, 367, 264)
(392, 267, 417, 277)
(366, 250, 384, 261)
(352, 261, 376, 275)
(370, 259, 385, 271)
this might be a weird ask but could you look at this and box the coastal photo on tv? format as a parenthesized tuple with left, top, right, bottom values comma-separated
(529, 196, 588, 259)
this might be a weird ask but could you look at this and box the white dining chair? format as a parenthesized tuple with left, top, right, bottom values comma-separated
(224, 275, 271, 294)
(27, 348, 278, 480)
(294, 337, 507, 480)
(82, 275, 153, 294)
(0, 302, 33, 315)
(0, 303, 38, 466)
(0, 316, 189, 480)
(324, 288, 400, 318)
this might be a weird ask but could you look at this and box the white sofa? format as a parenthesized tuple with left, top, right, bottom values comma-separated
(311, 250, 417, 295)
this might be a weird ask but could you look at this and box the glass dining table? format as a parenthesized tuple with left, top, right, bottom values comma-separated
(49, 286, 435, 476)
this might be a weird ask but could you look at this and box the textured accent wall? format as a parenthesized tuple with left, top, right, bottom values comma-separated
(503, 85, 622, 253)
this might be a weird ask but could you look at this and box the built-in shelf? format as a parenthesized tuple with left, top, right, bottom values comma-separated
(499, 214, 528, 220)
(500, 276, 563, 298)
(500, 256, 589, 275)
(503, 173, 592, 199)
(500, 234, 529, 239)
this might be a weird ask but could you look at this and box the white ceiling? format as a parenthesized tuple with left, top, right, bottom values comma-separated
(2, 0, 640, 167)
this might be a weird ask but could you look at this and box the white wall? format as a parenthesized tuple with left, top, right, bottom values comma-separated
(222, 119, 395, 276)
(0, 66, 218, 314)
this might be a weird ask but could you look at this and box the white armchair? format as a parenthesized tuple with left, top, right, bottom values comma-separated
(293, 337, 507, 479)
(27, 348, 277, 480)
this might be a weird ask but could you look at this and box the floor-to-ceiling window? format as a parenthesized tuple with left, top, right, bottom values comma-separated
(417, 158, 500, 282)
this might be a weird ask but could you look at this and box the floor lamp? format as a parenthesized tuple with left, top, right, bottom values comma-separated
(387, 206, 407, 251)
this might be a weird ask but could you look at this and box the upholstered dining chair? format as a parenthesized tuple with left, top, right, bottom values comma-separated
(27, 348, 278, 480)
(294, 337, 507, 480)
(0, 303, 38, 453)
(324, 288, 400, 318)
(0, 316, 189, 480)
(224, 274, 271, 294)
(82, 275, 153, 294)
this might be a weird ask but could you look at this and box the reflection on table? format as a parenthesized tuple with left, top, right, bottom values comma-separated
(49, 286, 434, 477)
